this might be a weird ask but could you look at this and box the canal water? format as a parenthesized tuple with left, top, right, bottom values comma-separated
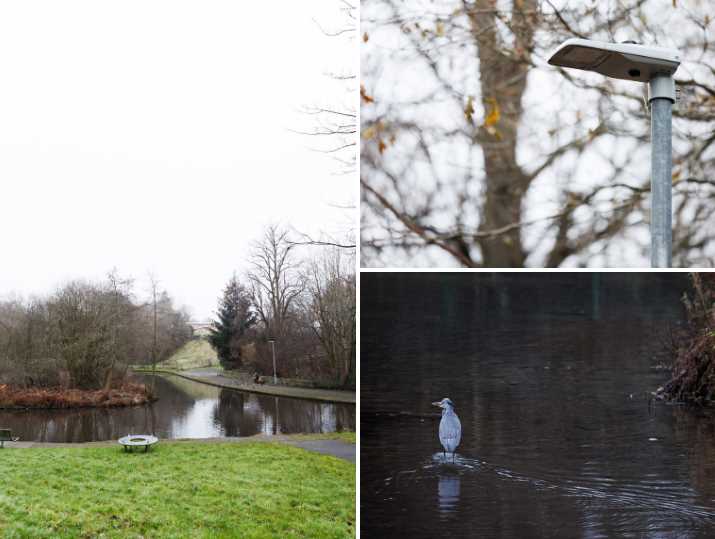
(0, 374, 354, 442)
(361, 273, 715, 538)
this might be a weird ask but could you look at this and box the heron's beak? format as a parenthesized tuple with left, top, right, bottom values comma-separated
(431, 401, 441, 407)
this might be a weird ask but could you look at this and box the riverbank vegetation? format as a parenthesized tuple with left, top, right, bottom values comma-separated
(0, 441, 354, 538)
(0, 381, 153, 409)
(0, 272, 191, 407)
(662, 273, 715, 404)
(208, 225, 356, 389)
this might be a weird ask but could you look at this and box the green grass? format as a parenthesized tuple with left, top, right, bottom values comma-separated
(0, 442, 354, 538)
(158, 339, 220, 370)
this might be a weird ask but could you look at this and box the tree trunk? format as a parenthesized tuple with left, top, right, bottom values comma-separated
(466, 0, 538, 266)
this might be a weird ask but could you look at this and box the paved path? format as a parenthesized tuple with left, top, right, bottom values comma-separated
(2, 435, 356, 462)
(284, 440, 356, 463)
(159, 367, 356, 404)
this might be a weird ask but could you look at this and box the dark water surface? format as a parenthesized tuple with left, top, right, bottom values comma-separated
(361, 273, 715, 538)
(0, 374, 355, 442)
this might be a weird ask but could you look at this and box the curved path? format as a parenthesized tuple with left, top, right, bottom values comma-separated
(285, 439, 355, 462)
(3, 434, 356, 462)
(134, 367, 355, 404)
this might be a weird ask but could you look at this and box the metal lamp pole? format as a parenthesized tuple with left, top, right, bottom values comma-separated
(649, 75, 675, 267)
(547, 39, 680, 268)
(269, 339, 277, 384)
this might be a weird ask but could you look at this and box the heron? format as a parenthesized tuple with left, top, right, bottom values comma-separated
(432, 397, 461, 461)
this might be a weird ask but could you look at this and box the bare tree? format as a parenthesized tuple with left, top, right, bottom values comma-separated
(361, 0, 715, 267)
(303, 0, 357, 173)
(247, 225, 305, 340)
(103, 269, 135, 391)
(148, 273, 160, 390)
(48, 281, 114, 389)
(304, 247, 356, 386)
(0, 296, 54, 387)
(0, 275, 191, 390)
(294, 0, 357, 249)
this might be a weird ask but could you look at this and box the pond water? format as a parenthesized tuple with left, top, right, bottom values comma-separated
(361, 273, 715, 538)
(0, 374, 355, 442)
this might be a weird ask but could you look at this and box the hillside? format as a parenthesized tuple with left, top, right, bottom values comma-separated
(159, 338, 219, 370)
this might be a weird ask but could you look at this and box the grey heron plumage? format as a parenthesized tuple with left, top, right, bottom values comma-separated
(432, 397, 461, 459)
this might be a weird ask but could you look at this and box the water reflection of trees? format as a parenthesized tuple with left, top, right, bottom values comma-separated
(672, 407, 715, 506)
(213, 389, 355, 436)
(0, 375, 197, 442)
(0, 403, 166, 442)
(1, 374, 355, 442)
(213, 390, 260, 437)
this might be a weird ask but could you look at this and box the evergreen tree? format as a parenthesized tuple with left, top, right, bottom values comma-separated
(208, 275, 256, 369)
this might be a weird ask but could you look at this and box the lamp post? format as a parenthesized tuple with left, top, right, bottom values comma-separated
(268, 339, 277, 384)
(548, 38, 681, 267)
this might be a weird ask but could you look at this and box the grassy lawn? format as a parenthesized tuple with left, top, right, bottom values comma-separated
(0, 442, 354, 538)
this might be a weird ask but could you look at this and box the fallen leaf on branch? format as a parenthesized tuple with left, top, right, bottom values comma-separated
(361, 84, 375, 104)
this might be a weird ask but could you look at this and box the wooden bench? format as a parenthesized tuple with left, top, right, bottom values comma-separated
(0, 429, 19, 448)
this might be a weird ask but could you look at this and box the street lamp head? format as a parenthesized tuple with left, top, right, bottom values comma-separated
(548, 38, 680, 82)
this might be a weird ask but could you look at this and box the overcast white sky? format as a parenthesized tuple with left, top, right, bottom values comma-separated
(0, 1, 354, 320)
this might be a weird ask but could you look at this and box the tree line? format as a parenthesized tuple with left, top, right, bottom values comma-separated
(0, 271, 191, 390)
(208, 225, 356, 388)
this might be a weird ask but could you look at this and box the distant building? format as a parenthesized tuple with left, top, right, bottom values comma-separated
(190, 321, 212, 338)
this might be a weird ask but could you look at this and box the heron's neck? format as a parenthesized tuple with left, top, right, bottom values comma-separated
(442, 407, 455, 416)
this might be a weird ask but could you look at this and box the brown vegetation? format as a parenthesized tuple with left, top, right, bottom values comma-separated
(660, 273, 715, 404)
(0, 381, 153, 409)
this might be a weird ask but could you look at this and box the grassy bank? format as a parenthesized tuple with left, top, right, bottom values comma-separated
(158, 338, 219, 370)
(0, 442, 355, 538)
(290, 432, 356, 444)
